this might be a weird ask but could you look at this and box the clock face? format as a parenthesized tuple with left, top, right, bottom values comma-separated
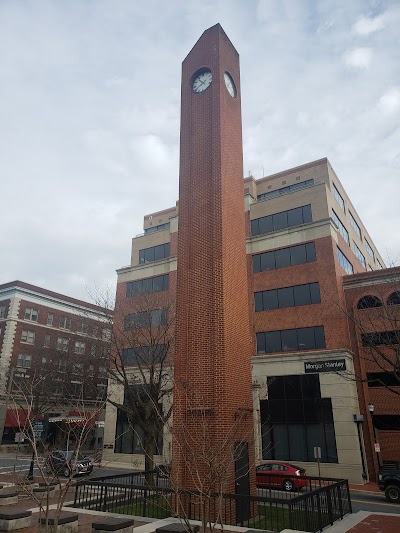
(192, 70, 212, 93)
(224, 72, 236, 97)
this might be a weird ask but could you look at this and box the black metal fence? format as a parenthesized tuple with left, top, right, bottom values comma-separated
(74, 472, 351, 532)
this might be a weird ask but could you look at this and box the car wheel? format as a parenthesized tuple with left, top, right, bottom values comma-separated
(385, 485, 400, 503)
(45, 463, 53, 475)
(63, 466, 71, 478)
(283, 479, 294, 492)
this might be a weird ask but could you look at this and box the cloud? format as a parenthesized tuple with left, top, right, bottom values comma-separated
(343, 47, 373, 69)
(352, 14, 386, 35)
(378, 88, 400, 115)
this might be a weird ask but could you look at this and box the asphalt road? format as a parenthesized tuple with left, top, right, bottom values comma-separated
(0, 456, 399, 515)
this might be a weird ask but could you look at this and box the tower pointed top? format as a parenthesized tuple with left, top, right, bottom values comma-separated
(183, 23, 238, 64)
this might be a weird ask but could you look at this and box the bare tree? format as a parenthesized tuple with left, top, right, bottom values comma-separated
(92, 290, 175, 477)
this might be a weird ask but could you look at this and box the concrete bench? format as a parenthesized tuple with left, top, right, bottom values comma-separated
(33, 485, 57, 498)
(92, 517, 134, 533)
(0, 509, 32, 531)
(38, 512, 78, 533)
(0, 492, 18, 506)
(156, 524, 200, 533)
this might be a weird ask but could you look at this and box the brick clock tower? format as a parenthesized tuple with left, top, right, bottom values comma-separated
(173, 24, 255, 505)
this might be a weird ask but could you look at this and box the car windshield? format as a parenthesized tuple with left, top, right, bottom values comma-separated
(64, 451, 85, 461)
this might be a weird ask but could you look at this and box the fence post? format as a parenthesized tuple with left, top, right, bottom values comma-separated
(143, 489, 147, 517)
(102, 486, 108, 512)
(327, 489, 333, 525)
(288, 499, 293, 530)
(316, 492, 322, 533)
(345, 481, 352, 514)
(337, 485, 343, 519)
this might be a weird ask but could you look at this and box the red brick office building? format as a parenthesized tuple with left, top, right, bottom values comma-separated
(103, 25, 399, 484)
(0, 280, 112, 449)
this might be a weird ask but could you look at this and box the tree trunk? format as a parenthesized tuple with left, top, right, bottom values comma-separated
(144, 432, 156, 487)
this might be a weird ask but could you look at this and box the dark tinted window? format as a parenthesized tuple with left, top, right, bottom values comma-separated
(252, 242, 316, 274)
(251, 205, 312, 236)
(259, 215, 273, 234)
(256, 332, 266, 353)
(306, 242, 316, 262)
(290, 244, 307, 265)
(357, 295, 383, 309)
(265, 331, 282, 353)
(287, 207, 303, 227)
(273, 211, 288, 231)
(275, 248, 291, 269)
(293, 284, 311, 306)
(388, 292, 400, 306)
(139, 243, 170, 264)
(255, 283, 320, 311)
(264, 289, 279, 310)
(278, 287, 294, 308)
(367, 372, 400, 388)
(126, 274, 169, 296)
(261, 251, 275, 271)
(257, 326, 326, 353)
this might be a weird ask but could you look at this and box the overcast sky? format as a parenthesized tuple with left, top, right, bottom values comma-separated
(1, 0, 399, 302)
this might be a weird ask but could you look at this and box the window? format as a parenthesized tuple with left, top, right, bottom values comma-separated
(333, 183, 345, 212)
(102, 328, 112, 341)
(21, 330, 35, 344)
(47, 313, 54, 326)
(24, 308, 38, 321)
(365, 239, 375, 261)
(337, 247, 353, 274)
(349, 212, 361, 238)
(255, 282, 320, 312)
(77, 321, 88, 334)
(253, 242, 316, 273)
(59, 316, 71, 329)
(388, 292, 400, 306)
(377, 259, 384, 269)
(0, 305, 6, 319)
(58, 360, 66, 373)
(57, 337, 69, 352)
(122, 344, 166, 366)
(144, 222, 170, 234)
(256, 326, 325, 354)
(362, 331, 399, 346)
(126, 274, 169, 297)
(353, 242, 366, 268)
(74, 341, 86, 355)
(88, 365, 94, 377)
(72, 363, 83, 375)
(357, 295, 383, 309)
(139, 243, 170, 264)
(124, 309, 167, 330)
(261, 374, 338, 463)
(44, 334, 51, 348)
(92, 325, 98, 337)
(373, 416, 400, 431)
(17, 354, 32, 368)
(257, 179, 314, 201)
(251, 205, 312, 236)
(332, 210, 349, 244)
(367, 372, 400, 388)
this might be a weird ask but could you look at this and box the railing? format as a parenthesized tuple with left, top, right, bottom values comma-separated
(74, 473, 351, 532)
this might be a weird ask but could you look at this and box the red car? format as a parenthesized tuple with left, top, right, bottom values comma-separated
(256, 462, 307, 491)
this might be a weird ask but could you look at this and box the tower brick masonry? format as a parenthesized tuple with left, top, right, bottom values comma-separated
(172, 24, 255, 494)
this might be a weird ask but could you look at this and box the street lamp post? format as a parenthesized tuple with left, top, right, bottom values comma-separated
(368, 402, 382, 473)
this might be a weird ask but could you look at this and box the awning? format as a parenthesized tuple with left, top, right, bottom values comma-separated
(48, 411, 97, 428)
(5, 409, 30, 428)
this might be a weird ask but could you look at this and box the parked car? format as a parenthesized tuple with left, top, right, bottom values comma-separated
(45, 450, 93, 477)
(256, 462, 307, 491)
(378, 467, 400, 503)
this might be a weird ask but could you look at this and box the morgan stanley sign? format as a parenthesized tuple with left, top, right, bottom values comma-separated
(304, 359, 346, 374)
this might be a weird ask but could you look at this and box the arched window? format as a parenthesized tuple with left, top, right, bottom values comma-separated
(387, 292, 400, 306)
(357, 295, 383, 309)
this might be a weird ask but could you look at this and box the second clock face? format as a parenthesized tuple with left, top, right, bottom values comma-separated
(192, 70, 212, 93)
(224, 72, 236, 97)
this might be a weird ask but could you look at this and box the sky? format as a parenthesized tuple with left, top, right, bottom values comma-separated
(1, 0, 399, 302)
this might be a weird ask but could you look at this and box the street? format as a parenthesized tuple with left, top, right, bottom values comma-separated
(0, 456, 399, 516)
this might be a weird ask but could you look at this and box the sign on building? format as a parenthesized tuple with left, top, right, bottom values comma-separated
(304, 359, 346, 374)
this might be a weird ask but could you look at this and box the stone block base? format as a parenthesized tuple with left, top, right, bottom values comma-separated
(0, 516, 33, 531)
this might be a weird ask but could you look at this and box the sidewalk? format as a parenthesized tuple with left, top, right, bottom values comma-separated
(348, 481, 380, 493)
